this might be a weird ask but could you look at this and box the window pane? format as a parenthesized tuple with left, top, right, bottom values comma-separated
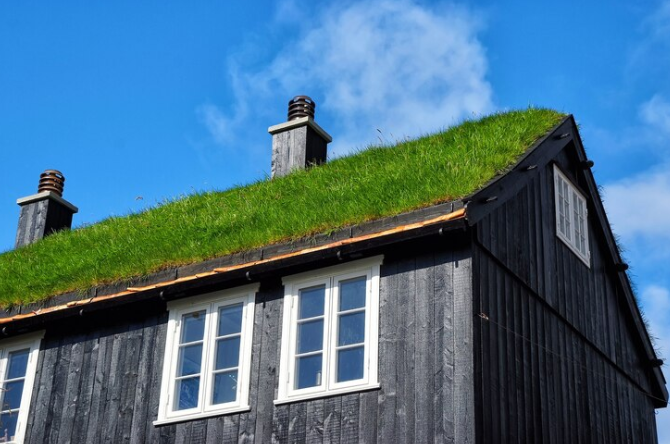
(297, 320, 323, 354)
(0, 381, 24, 411)
(6, 350, 29, 380)
(299, 286, 325, 319)
(181, 311, 206, 344)
(177, 344, 203, 376)
(337, 346, 364, 382)
(338, 312, 365, 346)
(0, 413, 17, 443)
(212, 371, 238, 404)
(215, 337, 240, 370)
(295, 354, 322, 389)
(339, 278, 366, 311)
(218, 304, 243, 337)
(175, 377, 200, 410)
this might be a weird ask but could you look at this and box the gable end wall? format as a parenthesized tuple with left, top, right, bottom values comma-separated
(471, 147, 659, 443)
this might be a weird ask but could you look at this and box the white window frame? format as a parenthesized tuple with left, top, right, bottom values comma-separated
(0, 331, 43, 444)
(154, 284, 257, 425)
(554, 165, 590, 266)
(276, 256, 382, 404)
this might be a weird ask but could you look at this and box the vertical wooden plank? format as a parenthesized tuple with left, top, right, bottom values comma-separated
(191, 420, 207, 443)
(47, 334, 73, 444)
(272, 404, 289, 443)
(528, 297, 542, 443)
(493, 262, 505, 441)
(84, 327, 113, 444)
(402, 256, 417, 444)
(475, 253, 499, 442)
(54, 332, 87, 444)
(101, 325, 131, 444)
(255, 285, 284, 443)
(358, 390, 378, 444)
(377, 259, 398, 444)
(26, 336, 60, 443)
(173, 421, 193, 444)
(504, 273, 517, 444)
(391, 257, 413, 443)
(288, 402, 307, 444)
(434, 248, 454, 443)
(146, 318, 169, 444)
(222, 415, 240, 442)
(453, 246, 475, 444)
(238, 290, 266, 444)
(479, 253, 493, 444)
(548, 310, 561, 444)
(117, 320, 145, 441)
(414, 253, 435, 444)
(305, 399, 325, 443)
(205, 416, 224, 444)
(340, 393, 359, 443)
(129, 315, 160, 444)
(540, 167, 556, 308)
(323, 396, 341, 444)
(71, 329, 102, 443)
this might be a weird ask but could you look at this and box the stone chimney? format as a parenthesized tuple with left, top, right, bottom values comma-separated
(15, 170, 78, 248)
(268, 96, 332, 178)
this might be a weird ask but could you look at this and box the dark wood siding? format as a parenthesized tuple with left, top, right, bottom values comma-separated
(473, 159, 659, 443)
(23, 246, 474, 443)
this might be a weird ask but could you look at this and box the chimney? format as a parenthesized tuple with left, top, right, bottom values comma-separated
(268, 95, 332, 178)
(15, 170, 78, 248)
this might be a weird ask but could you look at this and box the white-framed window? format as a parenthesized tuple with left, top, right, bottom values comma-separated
(154, 284, 257, 425)
(554, 165, 590, 265)
(0, 331, 43, 444)
(277, 256, 382, 404)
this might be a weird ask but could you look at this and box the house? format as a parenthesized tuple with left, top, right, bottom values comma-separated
(0, 97, 666, 443)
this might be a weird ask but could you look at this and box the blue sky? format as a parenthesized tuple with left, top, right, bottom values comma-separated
(1, 0, 669, 439)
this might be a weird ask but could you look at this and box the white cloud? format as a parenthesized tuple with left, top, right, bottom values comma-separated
(646, 0, 670, 40)
(203, 0, 492, 154)
(640, 94, 670, 135)
(603, 168, 670, 240)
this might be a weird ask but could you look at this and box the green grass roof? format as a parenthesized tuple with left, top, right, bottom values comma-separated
(0, 109, 565, 307)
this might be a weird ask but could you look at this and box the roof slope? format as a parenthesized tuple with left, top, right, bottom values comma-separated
(0, 108, 564, 307)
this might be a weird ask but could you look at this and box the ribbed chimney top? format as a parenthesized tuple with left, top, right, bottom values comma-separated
(38, 170, 65, 197)
(288, 95, 316, 121)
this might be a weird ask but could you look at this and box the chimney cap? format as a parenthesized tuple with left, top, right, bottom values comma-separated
(38, 169, 65, 197)
(288, 95, 316, 121)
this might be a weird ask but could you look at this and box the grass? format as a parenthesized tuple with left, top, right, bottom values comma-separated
(0, 108, 565, 307)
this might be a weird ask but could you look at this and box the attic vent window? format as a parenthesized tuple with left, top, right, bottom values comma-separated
(554, 165, 590, 266)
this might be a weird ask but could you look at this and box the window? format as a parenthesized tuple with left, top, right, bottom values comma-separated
(0, 331, 43, 444)
(554, 165, 590, 265)
(277, 256, 382, 403)
(155, 285, 257, 425)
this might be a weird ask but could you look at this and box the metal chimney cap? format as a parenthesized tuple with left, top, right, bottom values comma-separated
(38, 169, 65, 197)
(288, 95, 316, 121)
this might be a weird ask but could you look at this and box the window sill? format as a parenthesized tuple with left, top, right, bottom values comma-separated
(153, 405, 251, 426)
(274, 383, 380, 405)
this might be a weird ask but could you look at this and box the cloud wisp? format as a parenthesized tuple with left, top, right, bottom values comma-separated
(200, 0, 493, 155)
(604, 167, 670, 241)
(640, 94, 670, 136)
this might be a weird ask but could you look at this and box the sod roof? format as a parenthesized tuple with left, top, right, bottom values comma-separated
(0, 108, 565, 308)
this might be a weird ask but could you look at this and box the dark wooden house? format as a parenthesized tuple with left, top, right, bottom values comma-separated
(0, 99, 665, 443)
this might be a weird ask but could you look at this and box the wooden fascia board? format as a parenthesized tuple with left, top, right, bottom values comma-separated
(568, 118, 668, 405)
(0, 210, 467, 333)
